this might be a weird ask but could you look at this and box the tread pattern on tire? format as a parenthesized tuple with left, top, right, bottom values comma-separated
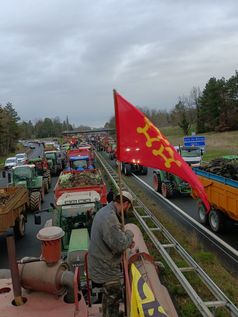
(43, 178, 49, 193)
(30, 191, 41, 212)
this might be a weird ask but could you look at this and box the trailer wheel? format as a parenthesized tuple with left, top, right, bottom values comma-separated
(161, 182, 173, 198)
(14, 214, 25, 239)
(30, 191, 41, 212)
(43, 178, 49, 193)
(198, 202, 208, 224)
(208, 209, 224, 233)
(153, 173, 162, 193)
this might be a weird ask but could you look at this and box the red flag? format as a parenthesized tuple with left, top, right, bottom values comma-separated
(114, 90, 210, 211)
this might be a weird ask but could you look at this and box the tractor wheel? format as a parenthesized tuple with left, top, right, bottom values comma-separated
(45, 170, 51, 188)
(14, 214, 25, 239)
(124, 164, 131, 176)
(30, 192, 41, 212)
(153, 173, 162, 193)
(208, 209, 225, 233)
(161, 182, 173, 198)
(197, 201, 208, 224)
(43, 178, 49, 194)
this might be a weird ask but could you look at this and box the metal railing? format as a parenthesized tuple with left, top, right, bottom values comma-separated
(95, 151, 238, 317)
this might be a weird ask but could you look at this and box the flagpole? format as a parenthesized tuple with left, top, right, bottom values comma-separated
(113, 89, 131, 316)
(113, 89, 125, 228)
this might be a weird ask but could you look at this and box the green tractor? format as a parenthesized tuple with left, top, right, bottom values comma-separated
(10, 165, 44, 211)
(28, 157, 51, 193)
(153, 170, 191, 198)
(45, 150, 63, 176)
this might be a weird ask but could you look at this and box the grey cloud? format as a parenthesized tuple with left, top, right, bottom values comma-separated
(0, 0, 238, 126)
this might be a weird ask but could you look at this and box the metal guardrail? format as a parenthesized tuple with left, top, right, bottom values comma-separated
(95, 151, 238, 317)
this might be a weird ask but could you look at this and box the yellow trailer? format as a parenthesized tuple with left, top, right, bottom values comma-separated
(0, 186, 29, 238)
(193, 168, 238, 232)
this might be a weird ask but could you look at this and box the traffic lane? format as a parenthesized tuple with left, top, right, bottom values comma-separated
(133, 174, 238, 275)
(0, 143, 43, 186)
(0, 176, 57, 269)
(28, 143, 44, 159)
(138, 168, 238, 250)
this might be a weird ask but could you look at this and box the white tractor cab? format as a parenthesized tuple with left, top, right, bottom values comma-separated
(175, 145, 203, 167)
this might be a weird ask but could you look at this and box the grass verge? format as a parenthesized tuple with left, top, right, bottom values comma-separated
(123, 175, 238, 316)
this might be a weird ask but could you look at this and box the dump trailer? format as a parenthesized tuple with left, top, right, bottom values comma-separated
(193, 167, 238, 232)
(54, 170, 107, 205)
(0, 187, 29, 238)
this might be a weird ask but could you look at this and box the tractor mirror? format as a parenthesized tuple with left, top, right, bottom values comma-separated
(34, 214, 41, 225)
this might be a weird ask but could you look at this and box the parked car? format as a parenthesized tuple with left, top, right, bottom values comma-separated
(4, 157, 18, 170)
(16, 153, 28, 165)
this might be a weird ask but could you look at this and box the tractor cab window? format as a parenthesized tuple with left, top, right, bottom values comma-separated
(13, 167, 32, 180)
(70, 158, 89, 170)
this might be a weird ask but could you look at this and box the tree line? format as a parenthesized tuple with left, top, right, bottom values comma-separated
(105, 71, 238, 135)
(0, 105, 74, 156)
(1, 71, 238, 156)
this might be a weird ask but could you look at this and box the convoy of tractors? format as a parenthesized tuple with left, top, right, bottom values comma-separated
(0, 134, 238, 316)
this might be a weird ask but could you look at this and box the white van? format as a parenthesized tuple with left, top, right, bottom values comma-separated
(16, 153, 28, 165)
(4, 157, 18, 170)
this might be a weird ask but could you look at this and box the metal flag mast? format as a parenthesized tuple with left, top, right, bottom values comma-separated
(113, 88, 131, 317)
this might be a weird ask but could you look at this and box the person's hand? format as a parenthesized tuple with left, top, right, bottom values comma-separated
(129, 241, 135, 249)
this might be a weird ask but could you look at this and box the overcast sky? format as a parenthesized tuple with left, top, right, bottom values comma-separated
(1, 1, 238, 127)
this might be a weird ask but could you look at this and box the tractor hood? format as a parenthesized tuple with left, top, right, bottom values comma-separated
(56, 190, 100, 206)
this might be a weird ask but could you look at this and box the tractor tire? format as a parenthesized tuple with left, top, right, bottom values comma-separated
(30, 191, 41, 212)
(43, 178, 49, 193)
(153, 173, 162, 193)
(14, 214, 26, 239)
(161, 182, 173, 198)
(208, 209, 225, 233)
(45, 170, 51, 188)
(197, 201, 208, 224)
(124, 164, 131, 176)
